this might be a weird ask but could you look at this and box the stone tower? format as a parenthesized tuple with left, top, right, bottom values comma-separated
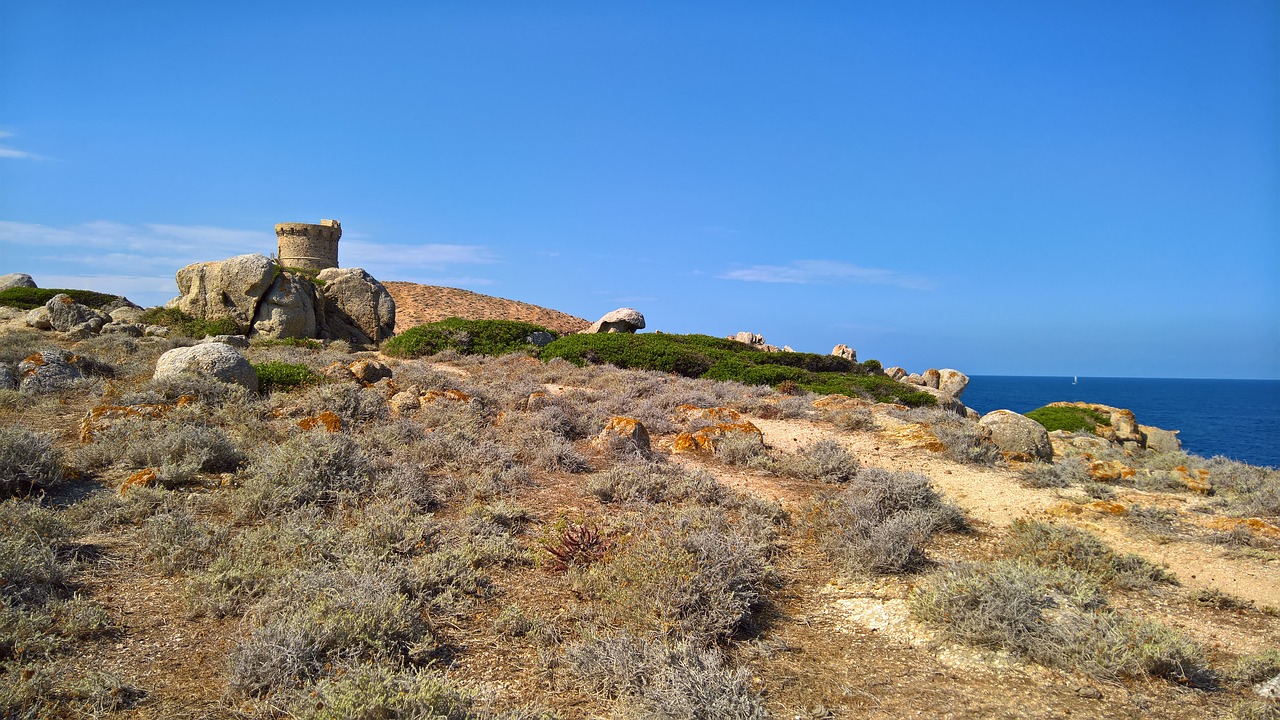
(275, 219, 341, 271)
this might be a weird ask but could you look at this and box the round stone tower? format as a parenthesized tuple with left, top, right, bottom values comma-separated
(275, 219, 341, 271)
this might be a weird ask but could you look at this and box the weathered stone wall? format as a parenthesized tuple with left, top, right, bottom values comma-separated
(276, 219, 341, 271)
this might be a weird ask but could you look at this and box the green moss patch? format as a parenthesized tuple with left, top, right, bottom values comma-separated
(253, 361, 321, 394)
(539, 333, 933, 406)
(1026, 405, 1111, 434)
(137, 307, 241, 338)
(382, 317, 557, 358)
(0, 287, 125, 311)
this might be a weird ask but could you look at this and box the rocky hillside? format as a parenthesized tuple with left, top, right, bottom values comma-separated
(384, 282, 591, 336)
(1, 308, 1278, 719)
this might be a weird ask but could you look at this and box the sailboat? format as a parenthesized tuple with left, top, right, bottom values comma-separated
(1072, 375, 1078, 385)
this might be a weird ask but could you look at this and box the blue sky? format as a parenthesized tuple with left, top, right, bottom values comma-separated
(2, 1, 1277, 379)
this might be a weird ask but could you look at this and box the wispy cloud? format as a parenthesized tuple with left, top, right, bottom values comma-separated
(0, 130, 43, 160)
(0, 220, 498, 306)
(719, 259, 932, 290)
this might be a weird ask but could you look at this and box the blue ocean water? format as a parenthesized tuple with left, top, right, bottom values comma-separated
(962, 376, 1280, 468)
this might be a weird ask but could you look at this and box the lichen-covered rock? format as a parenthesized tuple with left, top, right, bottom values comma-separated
(674, 404, 742, 423)
(100, 322, 144, 337)
(350, 359, 392, 385)
(154, 343, 257, 392)
(321, 362, 358, 382)
(831, 344, 856, 362)
(594, 416, 651, 451)
(109, 306, 145, 324)
(937, 369, 969, 399)
(389, 391, 421, 416)
(527, 331, 556, 347)
(173, 253, 276, 334)
(251, 271, 319, 340)
(884, 366, 907, 381)
(1141, 425, 1181, 453)
(17, 350, 101, 391)
(922, 368, 941, 389)
(44, 294, 98, 332)
(979, 409, 1053, 461)
(316, 267, 396, 345)
(586, 307, 645, 334)
(0, 273, 36, 292)
(672, 421, 763, 454)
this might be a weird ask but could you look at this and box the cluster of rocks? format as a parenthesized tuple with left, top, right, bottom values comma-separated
(1043, 401, 1181, 455)
(173, 253, 394, 344)
(20, 293, 164, 340)
(1, 349, 115, 393)
(726, 332, 794, 353)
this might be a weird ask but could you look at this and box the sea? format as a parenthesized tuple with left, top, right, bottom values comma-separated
(962, 376, 1280, 469)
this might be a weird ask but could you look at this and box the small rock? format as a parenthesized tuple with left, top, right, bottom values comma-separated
(980, 409, 1053, 461)
(17, 350, 100, 392)
(25, 306, 53, 330)
(884, 366, 907, 381)
(1076, 686, 1103, 700)
(143, 325, 170, 338)
(100, 322, 144, 337)
(1255, 672, 1280, 699)
(350, 359, 392, 384)
(389, 391, 421, 415)
(594, 416, 651, 451)
(526, 331, 555, 347)
(321, 362, 358, 382)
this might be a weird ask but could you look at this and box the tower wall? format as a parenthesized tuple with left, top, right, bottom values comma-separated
(276, 219, 341, 271)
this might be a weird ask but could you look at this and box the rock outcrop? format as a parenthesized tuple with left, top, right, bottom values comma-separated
(0, 273, 36, 292)
(1045, 402, 1151, 450)
(316, 267, 396, 344)
(831, 344, 856, 362)
(173, 253, 276, 335)
(980, 409, 1053, 461)
(154, 343, 258, 392)
(586, 308, 645, 334)
(251, 271, 319, 340)
(729, 332, 789, 353)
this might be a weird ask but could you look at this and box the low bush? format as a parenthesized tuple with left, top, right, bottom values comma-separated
(1025, 405, 1111, 434)
(562, 633, 767, 719)
(1021, 457, 1091, 488)
(278, 663, 483, 720)
(383, 317, 557, 358)
(911, 560, 1210, 684)
(774, 439, 859, 483)
(809, 467, 966, 575)
(0, 502, 74, 607)
(237, 432, 373, 517)
(1004, 519, 1176, 589)
(539, 333, 933, 406)
(0, 429, 63, 496)
(572, 508, 775, 641)
(253, 360, 320, 394)
(588, 462, 729, 505)
(137, 306, 241, 338)
(0, 287, 124, 310)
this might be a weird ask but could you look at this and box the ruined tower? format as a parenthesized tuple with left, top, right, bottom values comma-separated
(275, 219, 341, 271)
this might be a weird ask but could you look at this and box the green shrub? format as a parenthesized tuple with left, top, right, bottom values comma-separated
(383, 317, 557, 358)
(539, 333, 934, 406)
(1025, 405, 1111, 434)
(137, 307, 242, 338)
(253, 361, 320, 393)
(253, 337, 323, 350)
(0, 287, 123, 311)
(281, 663, 480, 720)
(588, 462, 729, 505)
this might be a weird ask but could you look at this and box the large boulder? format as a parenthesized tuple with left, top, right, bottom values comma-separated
(251, 271, 318, 340)
(937, 369, 969, 399)
(173, 253, 276, 334)
(45, 293, 101, 333)
(1141, 425, 1181, 453)
(316, 267, 396, 345)
(0, 273, 36, 292)
(154, 343, 257, 392)
(980, 409, 1053, 461)
(831, 344, 857, 362)
(586, 308, 645, 334)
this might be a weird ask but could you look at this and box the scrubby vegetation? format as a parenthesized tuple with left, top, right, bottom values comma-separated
(0, 314, 1274, 719)
(138, 306, 241, 338)
(383, 317, 557, 358)
(1026, 404, 1111, 434)
(540, 332, 935, 405)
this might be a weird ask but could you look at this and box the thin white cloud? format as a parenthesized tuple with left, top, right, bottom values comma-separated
(719, 259, 933, 290)
(0, 220, 499, 306)
(0, 130, 43, 160)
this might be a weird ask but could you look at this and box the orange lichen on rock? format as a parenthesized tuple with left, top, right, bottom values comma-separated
(671, 421, 763, 454)
(594, 416, 651, 451)
(881, 424, 946, 453)
(119, 468, 158, 495)
(1087, 500, 1128, 515)
(1203, 516, 1280, 538)
(423, 389, 472, 405)
(1088, 460, 1136, 481)
(298, 411, 342, 432)
(674, 405, 742, 423)
(1174, 465, 1213, 495)
(79, 399, 191, 443)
